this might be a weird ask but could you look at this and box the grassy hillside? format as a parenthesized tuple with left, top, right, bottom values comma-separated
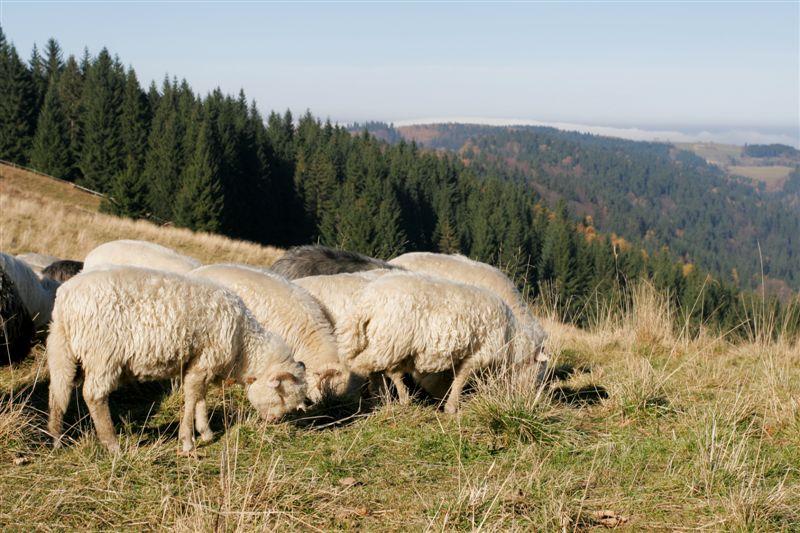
(1, 163, 799, 529)
(0, 162, 282, 265)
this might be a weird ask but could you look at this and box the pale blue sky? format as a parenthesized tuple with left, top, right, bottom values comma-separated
(2, 1, 798, 141)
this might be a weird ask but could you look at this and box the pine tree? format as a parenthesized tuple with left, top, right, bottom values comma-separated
(57, 55, 84, 180)
(79, 48, 124, 192)
(44, 38, 63, 80)
(373, 182, 407, 258)
(29, 82, 71, 178)
(0, 35, 37, 163)
(119, 67, 149, 172)
(174, 122, 223, 232)
(104, 155, 149, 218)
(29, 43, 47, 110)
(144, 78, 182, 220)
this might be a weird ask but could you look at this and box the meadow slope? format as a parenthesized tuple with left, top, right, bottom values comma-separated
(1, 163, 799, 530)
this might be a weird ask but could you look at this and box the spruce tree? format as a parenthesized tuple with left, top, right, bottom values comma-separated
(57, 55, 84, 180)
(79, 48, 124, 192)
(29, 44, 47, 110)
(105, 155, 148, 218)
(144, 78, 182, 220)
(0, 37, 37, 163)
(120, 67, 149, 171)
(174, 122, 223, 232)
(44, 38, 63, 80)
(29, 82, 71, 178)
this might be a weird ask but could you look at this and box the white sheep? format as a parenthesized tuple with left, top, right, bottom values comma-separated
(388, 252, 548, 360)
(338, 272, 538, 413)
(47, 267, 307, 454)
(293, 269, 393, 334)
(388, 252, 549, 399)
(83, 239, 201, 274)
(0, 252, 59, 329)
(188, 264, 351, 402)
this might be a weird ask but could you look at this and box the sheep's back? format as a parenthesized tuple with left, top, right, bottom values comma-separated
(55, 267, 244, 379)
(83, 240, 201, 274)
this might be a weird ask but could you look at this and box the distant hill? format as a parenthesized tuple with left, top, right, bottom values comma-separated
(353, 123, 799, 292)
(743, 143, 800, 159)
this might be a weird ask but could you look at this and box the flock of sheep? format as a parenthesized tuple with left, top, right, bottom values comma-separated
(0, 241, 549, 454)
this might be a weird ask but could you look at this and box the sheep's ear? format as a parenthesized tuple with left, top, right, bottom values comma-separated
(267, 379, 281, 388)
(316, 368, 339, 385)
(245, 377, 257, 385)
(274, 372, 301, 384)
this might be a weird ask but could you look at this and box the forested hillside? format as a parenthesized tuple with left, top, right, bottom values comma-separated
(1, 29, 797, 334)
(375, 123, 800, 291)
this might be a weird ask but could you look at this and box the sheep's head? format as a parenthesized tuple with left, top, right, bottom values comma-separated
(305, 363, 352, 402)
(246, 364, 307, 422)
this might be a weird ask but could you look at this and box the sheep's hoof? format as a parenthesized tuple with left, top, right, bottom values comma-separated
(443, 403, 459, 415)
(105, 442, 122, 455)
(199, 429, 214, 443)
(176, 448, 197, 458)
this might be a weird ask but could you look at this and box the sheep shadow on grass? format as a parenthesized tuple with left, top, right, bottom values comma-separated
(0, 374, 175, 448)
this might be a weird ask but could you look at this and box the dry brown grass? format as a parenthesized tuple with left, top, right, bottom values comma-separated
(0, 163, 283, 266)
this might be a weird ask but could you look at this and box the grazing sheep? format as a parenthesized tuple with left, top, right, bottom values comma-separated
(0, 253, 59, 329)
(16, 252, 59, 277)
(293, 269, 393, 333)
(388, 252, 548, 362)
(270, 245, 399, 280)
(42, 260, 83, 282)
(189, 264, 351, 402)
(47, 267, 307, 453)
(83, 239, 201, 274)
(338, 272, 540, 413)
(389, 252, 549, 399)
(0, 266, 35, 365)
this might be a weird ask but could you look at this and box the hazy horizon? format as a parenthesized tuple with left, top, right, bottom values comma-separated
(3, 2, 798, 146)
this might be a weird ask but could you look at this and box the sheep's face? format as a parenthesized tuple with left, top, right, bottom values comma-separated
(247, 369, 307, 422)
(305, 364, 352, 402)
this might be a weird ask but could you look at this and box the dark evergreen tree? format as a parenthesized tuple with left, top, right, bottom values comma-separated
(29, 44, 47, 110)
(174, 121, 223, 232)
(104, 155, 148, 218)
(119, 67, 149, 171)
(29, 82, 71, 177)
(0, 33, 37, 163)
(57, 55, 84, 180)
(44, 38, 63, 80)
(78, 48, 124, 191)
(143, 78, 182, 220)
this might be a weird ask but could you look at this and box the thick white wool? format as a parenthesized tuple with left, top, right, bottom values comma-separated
(83, 239, 201, 274)
(338, 272, 535, 411)
(294, 269, 393, 335)
(0, 252, 58, 328)
(388, 252, 548, 361)
(189, 264, 351, 401)
(47, 267, 305, 452)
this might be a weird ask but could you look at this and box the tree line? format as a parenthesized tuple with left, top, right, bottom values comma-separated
(372, 123, 800, 291)
(1, 30, 797, 338)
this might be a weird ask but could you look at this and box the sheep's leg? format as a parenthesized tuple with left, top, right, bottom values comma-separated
(83, 381, 119, 453)
(444, 360, 475, 414)
(178, 371, 204, 453)
(194, 381, 213, 443)
(386, 369, 411, 405)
